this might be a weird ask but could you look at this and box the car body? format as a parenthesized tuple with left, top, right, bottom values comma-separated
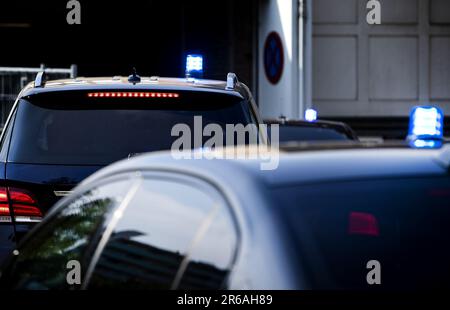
(264, 117, 358, 143)
(0, 74, 263, 262)
(2, 142, 450, 290)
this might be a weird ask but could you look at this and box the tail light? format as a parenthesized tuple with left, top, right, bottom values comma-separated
(0, 188, 11, 223)
(348, 212, 379, 237)
(0, 187, 42, 223)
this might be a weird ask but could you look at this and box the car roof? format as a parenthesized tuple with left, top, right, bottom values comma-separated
(79, 142, 450, 191)
(264, 118, 348, 128)
(264, 118, 359, 140)
(19, 76, 248, 99)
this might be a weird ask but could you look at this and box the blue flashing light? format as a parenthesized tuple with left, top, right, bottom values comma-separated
(186, 54, 203, 78)
(305, 109, 317, 122)
(408, 106, 444, 141)
(410, 139, 442, 149)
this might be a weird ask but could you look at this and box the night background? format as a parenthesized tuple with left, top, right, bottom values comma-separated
(1, 0, 450, 137)
(0, 0, 255, 83)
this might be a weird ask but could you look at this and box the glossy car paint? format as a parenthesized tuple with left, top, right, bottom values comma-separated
(0, 76, 262, 262)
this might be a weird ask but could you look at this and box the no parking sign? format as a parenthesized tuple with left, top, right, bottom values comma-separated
(264, 31, 284, 85)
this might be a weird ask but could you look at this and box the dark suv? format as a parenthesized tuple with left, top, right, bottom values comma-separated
(0, 73, 262, 262)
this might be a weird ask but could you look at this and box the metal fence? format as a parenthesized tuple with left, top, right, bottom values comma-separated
(0, 64, 77, 127)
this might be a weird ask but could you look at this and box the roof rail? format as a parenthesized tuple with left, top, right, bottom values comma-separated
(34, 71, 46, 88)
(226, 72, 238, 90)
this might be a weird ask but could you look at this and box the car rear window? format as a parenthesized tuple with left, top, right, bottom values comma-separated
(273, 176, 450, 289)
(278, 125, 350, 143)
(8, 91, 256, 165)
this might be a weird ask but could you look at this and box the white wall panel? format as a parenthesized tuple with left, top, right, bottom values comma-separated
(430, 36, 450, 99)
(313, 0, 358, 24)
(430, 0, 450, 24)
(369, 37, 418, 100)
(312, 0, 450, 116)
(380, 0, 418, 24)
(313, 36, 357, 100)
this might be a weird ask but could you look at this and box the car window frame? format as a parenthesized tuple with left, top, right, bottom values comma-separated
(0, 173, 138, 288)
(0, 101, 18, 162)
(7, 96, 260, 165)
(83, 170, 241, 290)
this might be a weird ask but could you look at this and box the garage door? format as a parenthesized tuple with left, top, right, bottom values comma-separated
(312, 0, 450, 117)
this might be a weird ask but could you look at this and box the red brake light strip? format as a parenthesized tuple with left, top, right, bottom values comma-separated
(87, 92, 180, 98)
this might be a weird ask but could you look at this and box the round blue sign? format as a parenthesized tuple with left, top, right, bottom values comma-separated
(264, 32, 284, 84)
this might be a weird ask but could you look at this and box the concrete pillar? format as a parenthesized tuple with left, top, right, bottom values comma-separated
(258, 0, 302, 119)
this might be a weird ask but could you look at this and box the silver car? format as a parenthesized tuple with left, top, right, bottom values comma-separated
(1, 142, 450, 290)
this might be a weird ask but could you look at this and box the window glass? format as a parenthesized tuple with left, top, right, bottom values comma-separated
(278, 126, 349, 143)
(88, 176, 237, 289)
(9, 91, 255, 165)
(3, 178, 132, 289)
(178, 203, 238, 289)
(273, 177, 450, 289)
